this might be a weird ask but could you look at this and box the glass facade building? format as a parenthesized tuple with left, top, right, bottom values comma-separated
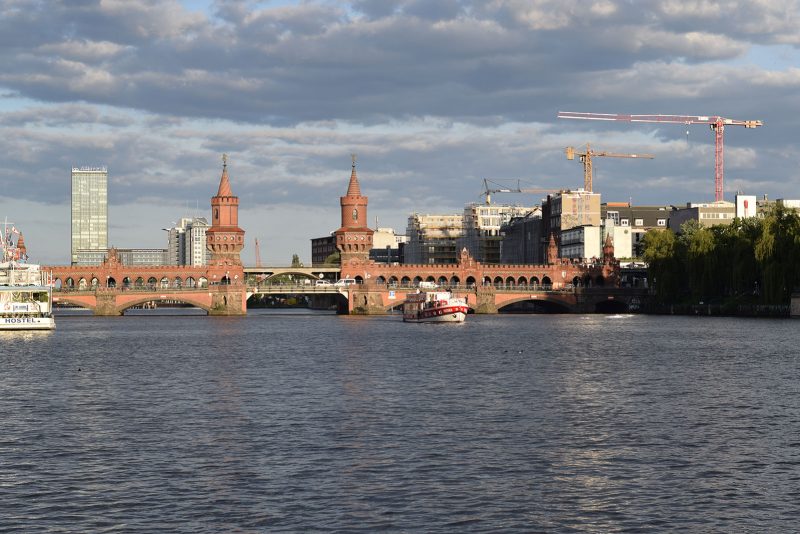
(165, 217, 210, 266)
(71, 166, 108, 265)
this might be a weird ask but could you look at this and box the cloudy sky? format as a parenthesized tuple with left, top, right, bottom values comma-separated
(2, 0, 799, 264)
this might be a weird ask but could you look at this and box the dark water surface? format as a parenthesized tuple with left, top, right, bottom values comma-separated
(1, 311, 799, 532)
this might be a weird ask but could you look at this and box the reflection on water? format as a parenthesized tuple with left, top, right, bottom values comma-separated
(1, 314, 798, 532)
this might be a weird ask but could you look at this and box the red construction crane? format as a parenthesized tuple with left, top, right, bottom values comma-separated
(254, 238, 262, 267)
(558, 111, 763, 202)
(565, 144, 654, 192)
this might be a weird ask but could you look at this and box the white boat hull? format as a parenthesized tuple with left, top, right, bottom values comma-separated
(0, 316, 56, 330)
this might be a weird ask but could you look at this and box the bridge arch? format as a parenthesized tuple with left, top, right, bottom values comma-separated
(542, 276, 552, 287)
(466, 276, 476, 287)
(505, 276, 515, 287)
(595, 299, 628, 313)
(450, 275, 460, 286)
(117, 295, 213, 314)
(401, 276, 411, 286)
(497, 295, 572, 314)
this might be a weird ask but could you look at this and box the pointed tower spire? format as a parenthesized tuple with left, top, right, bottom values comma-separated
(217, 153, 233, 197)
(547, 233, 558, 264)
(603, 232, 615, 263)
(207, 154, 244, 267)
(335, 155, 373, 265)
(16, 233, 26, 260)
(346, 153, 362, 196)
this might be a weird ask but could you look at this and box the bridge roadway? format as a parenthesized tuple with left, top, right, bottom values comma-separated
(53, 282, 648, 315)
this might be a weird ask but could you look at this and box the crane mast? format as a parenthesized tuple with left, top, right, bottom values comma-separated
(558, 111, 762, 202)
(565, 144, 654, 192)
(254, 238, 262, 268)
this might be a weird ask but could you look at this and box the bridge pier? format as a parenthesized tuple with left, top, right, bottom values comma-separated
(95, 292, 123, 316)
(209, 287, 247, 316)
(474, 288, 498, 314)
(348, 288, 388, 315)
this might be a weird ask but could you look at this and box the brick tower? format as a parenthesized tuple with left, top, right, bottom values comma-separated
(335, 155, 373, 265)
(206, 154, 245, 272)
(603, 233, 615, 263)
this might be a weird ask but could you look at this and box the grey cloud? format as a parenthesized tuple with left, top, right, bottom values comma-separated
(1, 0, 789, 127)
(1, 0, 799, 264)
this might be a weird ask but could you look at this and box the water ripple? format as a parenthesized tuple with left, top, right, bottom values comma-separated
(0, 313, 798, 532)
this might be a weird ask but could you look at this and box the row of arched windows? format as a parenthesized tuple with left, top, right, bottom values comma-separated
(370, 274, 604, 289)
(54, 276, 209, 290)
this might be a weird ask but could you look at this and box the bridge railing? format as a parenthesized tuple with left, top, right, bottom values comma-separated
(54, 284, 220, 292)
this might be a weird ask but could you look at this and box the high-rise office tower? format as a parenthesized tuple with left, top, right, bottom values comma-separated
(165, 216, 210, 266)
(71, 166, 108, 265)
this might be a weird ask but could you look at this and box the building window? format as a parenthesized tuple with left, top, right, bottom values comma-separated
(607, 211, 619, 224)
(635, 218, 643, 226)
(620, 219, 629, 226)
(657, 219, 666, 226)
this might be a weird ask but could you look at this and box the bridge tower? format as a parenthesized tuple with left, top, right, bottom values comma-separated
(603, 233, 615, 263)
(546, 233, 558, 265)
(335, 155, 373, 266)
(206, 154, 245, 270)
(204, 154, 247, 314)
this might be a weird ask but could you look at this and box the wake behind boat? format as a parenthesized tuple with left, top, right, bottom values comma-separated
(0, 220, 55, 331)
(402, 289, 468, 323)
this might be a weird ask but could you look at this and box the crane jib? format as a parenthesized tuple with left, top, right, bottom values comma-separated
(557, 111, 763, 202)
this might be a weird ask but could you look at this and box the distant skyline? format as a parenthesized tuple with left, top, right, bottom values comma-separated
(2, 0, 799, 264)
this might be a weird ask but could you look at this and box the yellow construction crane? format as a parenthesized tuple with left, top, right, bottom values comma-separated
(565, 144, 654, 192)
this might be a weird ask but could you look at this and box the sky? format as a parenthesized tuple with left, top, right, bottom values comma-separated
(2, 0, 800, 265)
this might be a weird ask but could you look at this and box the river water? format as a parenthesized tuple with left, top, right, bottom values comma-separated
(1, 310, 798, 532)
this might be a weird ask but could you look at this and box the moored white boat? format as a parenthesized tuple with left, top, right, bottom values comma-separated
(0, 221, 55, 331)
(402, 289, 468, 323)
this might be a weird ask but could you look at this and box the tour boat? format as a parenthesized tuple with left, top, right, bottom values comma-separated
(0, 221, 55, 331)
(402, 290, 469, 323)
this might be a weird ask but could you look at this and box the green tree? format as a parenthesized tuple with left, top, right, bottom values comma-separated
(291, 254, 303, 267)
(755, 205, 800, 303)
(324, 251, 340, 265)
(686, 226, 716, 299)
(642, 228, 678, 301)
